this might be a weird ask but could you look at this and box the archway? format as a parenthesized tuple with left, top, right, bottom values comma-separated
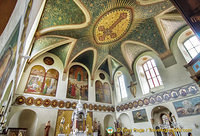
(104, 114, 115, 135)
(151, 106, 181, 136)
(118, 113, 131, 129)
(8, 109, 38, 136)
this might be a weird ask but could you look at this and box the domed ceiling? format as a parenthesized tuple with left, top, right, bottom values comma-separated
(29, 0, 187, 81)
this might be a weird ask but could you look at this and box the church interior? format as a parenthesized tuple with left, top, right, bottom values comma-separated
(1, 0, 200, 136)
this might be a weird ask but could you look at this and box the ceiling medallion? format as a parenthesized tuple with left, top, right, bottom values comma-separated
(94, 7, 133, 44)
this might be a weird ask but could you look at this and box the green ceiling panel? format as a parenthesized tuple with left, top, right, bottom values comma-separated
(73, 50, 94, 73)
(38, 0, 86, 31)
(30, 36, 66, 58)
(99, 59, 110, 76)
(111, 58, 122, 76)
(48, 43, 70, 65)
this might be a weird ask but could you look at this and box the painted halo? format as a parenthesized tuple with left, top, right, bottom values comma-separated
(128, 102, 133, 109)
(89, 104, 94, 110)
(16, 96, 26, 105)
(116, 106, 120, 112)
(66, 101, 71, 108)
(51, 100, 58, 108)
(83, 103, 88, 109)
(72, 102, 77, 109)
(103, 105, 107, 111)
(138, 100, 143, 106)
(34, 98, 43, 106)
(58, 100, 65, 108)
(25, 97, 34, 106)
(124, 104, 129, 110)
(43, 99, 51, 107)
(98, 105, 102, 111)
(94, 104, 98, 110)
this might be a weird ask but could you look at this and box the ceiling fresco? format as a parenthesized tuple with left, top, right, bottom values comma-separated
(29, 0, 187, 80)
(37, 0, 86, 31)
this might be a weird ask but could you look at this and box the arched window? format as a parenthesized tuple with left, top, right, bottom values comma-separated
(183, 36, 200, 59)
(118, 74, 127, 98)
(176, 28, 200, 62)
(114, 71, 127, 102)
(136, 56, 163, 94)
(142, 59, 163, 89)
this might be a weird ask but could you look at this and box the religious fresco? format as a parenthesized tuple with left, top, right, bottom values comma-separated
(67, 65, 88, 100)
(55, 110, 93, 135)
(30, 36, 68, 60)
(25, 65, 45, 94)
(30, 0, 174, 80)
(24, 65, 58, 96)
(0, 20, 20, 99)
(95, 81, 112, 104)
(103, 82, 112, 104)
(132, 109, 148, 123)
(173, 96, 200, 117)
(37, 0, 86, 31)
(43, 69, 59, 96)
(95, 80, 103, 103)
(94, 7, 133, 44)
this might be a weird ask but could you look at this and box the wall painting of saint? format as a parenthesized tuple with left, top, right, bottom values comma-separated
(67, 65, 88, 100)
(24, 66, 58, 96)
(0, 20, 20, 99)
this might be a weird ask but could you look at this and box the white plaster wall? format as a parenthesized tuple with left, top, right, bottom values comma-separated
(104, 114, 115, 135)
(118, 113, 131, 129)
(93, 111, 115, 136)
(8, 106, 58, 136)
(9, 109, 37, 136)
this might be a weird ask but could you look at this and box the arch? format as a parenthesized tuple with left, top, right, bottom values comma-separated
(104, 114, 115, 132)
(133, 51, 164, 94)
(151, 105, 180, 136)
(170, 26, 193, 63)
(121, 40, 158, 72)
(24, 65, 45, 94)
(43, 69, 59, 96)
(118, 113, 131, 129)
(8, 109, 38, 136)
(95, 80, 103, 103)
(114, 66, 132, 102)
(67, 47, 97, 80)
(66, 64, 89, 100)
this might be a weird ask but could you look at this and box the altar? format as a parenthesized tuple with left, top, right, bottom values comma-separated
(56, 99, 93, 136)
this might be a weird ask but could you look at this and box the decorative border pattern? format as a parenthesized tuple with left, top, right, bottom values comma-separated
(15, 96, 115, 112)
(116, 83, 199, 112)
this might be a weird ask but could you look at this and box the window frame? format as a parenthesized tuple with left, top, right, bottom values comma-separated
(183, 35, 200, 59)
(142, 59, 163, 89)
(117, 74, 127, 99)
